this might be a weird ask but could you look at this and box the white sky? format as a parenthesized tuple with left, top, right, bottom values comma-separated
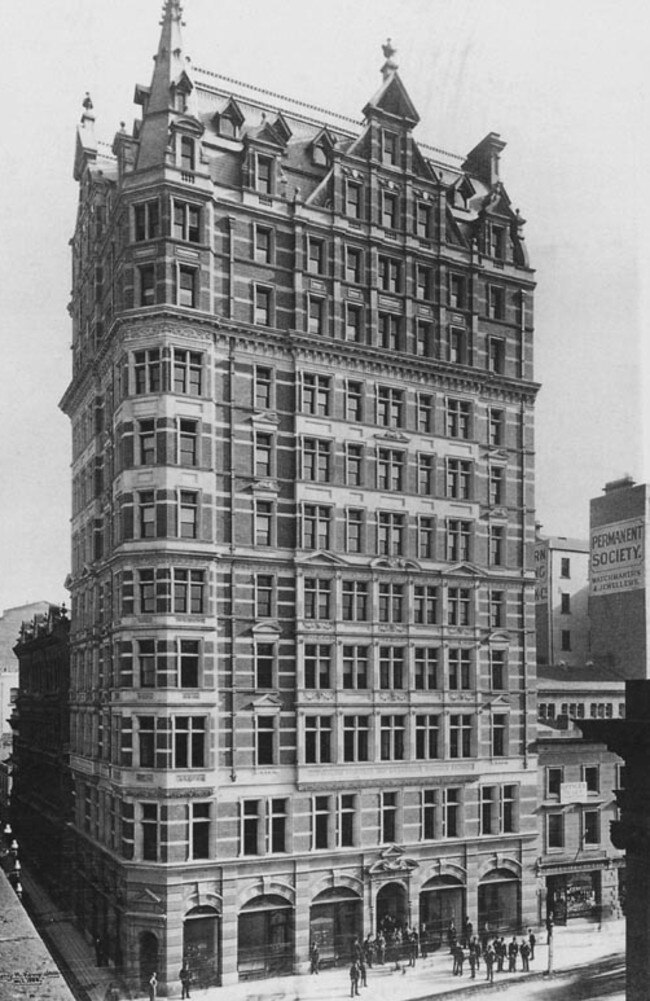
(0, 0, 648, 612)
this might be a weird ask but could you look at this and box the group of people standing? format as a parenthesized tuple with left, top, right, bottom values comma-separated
(449, 919, 536, 983)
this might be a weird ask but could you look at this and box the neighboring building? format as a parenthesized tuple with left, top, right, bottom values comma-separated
(11, 605, 72, 903)
(589, 476, 648, 678)
(59, 3, 539, 989)
(535, 664, 625, 925)
(534, 535, 589, 667)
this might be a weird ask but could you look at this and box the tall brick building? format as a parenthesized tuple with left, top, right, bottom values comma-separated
(60, 2, 539, 989)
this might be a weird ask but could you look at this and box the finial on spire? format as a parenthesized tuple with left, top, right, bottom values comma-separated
(81, 92, 95, 125)
(159, 0, 184, 26)
(381, 38, 398, 79)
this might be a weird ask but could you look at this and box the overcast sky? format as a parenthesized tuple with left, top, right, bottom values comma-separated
(0, 0, 648, 613)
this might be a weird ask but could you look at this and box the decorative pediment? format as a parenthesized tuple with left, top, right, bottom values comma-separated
(297, 551, 350, 567)
(485, 629, 511, 645)
(247, 692, 283, 710)
(251, 621, 281, 637)
(170, 115, 205, 138)
(363, 72, 420, 127)
(134, 886, 163, 905)
(370, 557, 421, 572)
(272, 112, 292, 144)
(481, 181, 513, 218)
(251, 410, 279, 427)
(368, 844, 419, 875)
(446, 561, 487, 578)
(250, 478, 279, 495)
(244, 115, 285, 149)
(218, 97, 245, 128)
(479, 693, 511, 713)
(373, 430, 409, 444)
(311, 126, 337, 166)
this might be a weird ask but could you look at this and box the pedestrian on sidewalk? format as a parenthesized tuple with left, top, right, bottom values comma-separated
(484, 945, 495, 984)
(310, 941, 320, 974)
(179, 961, 191, 998)
(349, 960, 361, 997)
(468, 946, 477, 979)
(519, 939, 530, 972)
(148, 971, 158, 1001)
(447, 919, 457, 953)
(376, 932, 385, 965)
(463, 915, 473, 948)
(528, 928, 536, 961)
(545, 912, 554, 944)
(362, 935, 374, 968)
(471, 936, 481, 970)
(358, 957, 367, 987)
(452, 944, 465, 976)
(508, 937, 518, 972)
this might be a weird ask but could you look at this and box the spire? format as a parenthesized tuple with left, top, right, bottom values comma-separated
(380, 38, 398, 81)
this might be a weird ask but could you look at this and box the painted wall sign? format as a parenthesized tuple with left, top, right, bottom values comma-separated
(590, 516, 645, 595)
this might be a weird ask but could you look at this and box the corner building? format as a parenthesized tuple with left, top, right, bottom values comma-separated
(60, 3, 539, 989)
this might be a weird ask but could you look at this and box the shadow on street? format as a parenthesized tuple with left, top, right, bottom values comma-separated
(539, 956, 625, 1000)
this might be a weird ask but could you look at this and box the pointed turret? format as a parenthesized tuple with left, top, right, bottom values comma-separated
(362, 40, 420, 128)
(135, 0, 201, 172)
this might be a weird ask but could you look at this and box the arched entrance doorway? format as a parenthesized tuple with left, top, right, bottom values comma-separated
(478, 869, 520, 936)
(376, 882, 408, 935)
(237, 894, 293, 981)
(138, 932, 159, 991)
(419, 875, 465, 951)
(183, 906, 220, 987)
(310, 887, 362, 966)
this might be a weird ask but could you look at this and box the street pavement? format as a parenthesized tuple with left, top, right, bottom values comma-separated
(20, 866, 625, 1001)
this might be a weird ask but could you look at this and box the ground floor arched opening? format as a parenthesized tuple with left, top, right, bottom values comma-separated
(183, 905, 220, 987)
(237, 894, 293, 981)
(419, 875, 465, 952)
(376, 882, 408, 936)
(138, 931, 159, 992)
(309, 887, 362, 966)
(478, 869, 520, 936)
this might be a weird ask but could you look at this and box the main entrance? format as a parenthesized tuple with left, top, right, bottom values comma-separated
(309, 887, 362, 966)
(138, 931, 159, 991)
(478, 869, 520, 936)
(376, 882, 408, 934)
(183, 905, 220, 987)
(237, 894, 293, 981)
(419, 875, 464, 951)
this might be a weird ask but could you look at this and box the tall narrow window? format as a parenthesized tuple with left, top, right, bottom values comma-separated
(381, 792, 398, 842)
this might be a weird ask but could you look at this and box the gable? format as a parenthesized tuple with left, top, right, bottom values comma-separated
(363, 72, 420, 126)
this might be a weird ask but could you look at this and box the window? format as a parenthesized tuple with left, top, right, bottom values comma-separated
(343, 646, 368, 689)
(583, 810, 600, 846)
(379, 583, 404, 623)
(255, 574, 274, 617)
(383, 130, 399, 166)
(449, 327, 470, 365)
(418, 517, 435, 558)
(138, 419, 156, 465)
(583, 766, 600, 793)
(178, 419, 198, 467)
(345, 443, 363, 486)
(449, 649, 471, 691)
(180, 136, 195, 172)
(174, 716, 206, 768)
(377, 387, 404, 427)
(137, 568, 205, 615)
(342, 581, 368, 622)
(138, 264, 155, 306)
(345, 181, 362, 219)
(377, 512, 405, 556)
(415, 320, 434, 357)
(489, 525, 505, 566)
(346, 247, 362, 283)
(443, 788, 460, 838)
(414, 586, 439, 625)
(446, 459, 472, 499)
(488, 285, 505, 320)
(344, 715, 369, 762)
(241, 799, 286, 854)
(489, 408, 505, 446)
(254, 285, 272, 326)
(547, 813, 564, 850)
(378, 257, 401, 293)
(134, 349, 161, 394)
(141, 803, 160, 861)
(488, 337, 505, 373)
(302, 373, 331, 416)
(345, 509, 363, 553)
(380, 716, 405, 761)
(304, 644, 331, 689)
(337, 794, 356, 847)
(255, 155, 273, 194)
(547, 767, 563, 798)
(561, 592, 571, 614)
(446, 398, 471, 439)
(415, 454, 434, 494)
(489, 591, 504, 628)
(255, 716, 275, 765)
(382, 192, 398, 229)
(255, 500, 274, 546)
(304, 578, 331, 620)
(379, 313, 401, 351)
(561, 630, 571, 652)
(480, 786, 498, 836)
(254, 366, 272, 409)
(312, 795, 330, 849)
(173, 349, 203, 395)
(416, 714, 439, 760)
(269, 798, 287, 852)
(447, 520, 471, 562)
(189, 802, 211, 860)
(414, 649, 439, 693)
(381, 792, 398, 842)
(138, 490, 156, 538)
(415, 201, 432, 239)
(303, 438, 331, 482)
(490, 225, 506, 260)
(177, 266, 197, 308)
(305, 716, 332, 764)
(255, 643, 275, 689)
(489, 466, 505, 506)
(303, 504, 331, 550)
(345, 304, 363, 342)
(377, 448, 404, 491)
(241, 799, 261, 855)
(255, 432, 273, 478)
(345, 381, 363, 421)
(491, 713, 507, 756)
(379, 647, 404, 690)
(134, 201, 160, 241)
(449, 273, 467, 309)
(449, 714, 472, 758)
(561, 558, 571, 578)
(417, 394, 434, 433)
(421, 790, 437, 840)
(503, 785, 517, 833)
(255, 226, 272, 264)
(178, 490, 198, 538)
(307, 237, 325, 275)
(308, 296, 325, 335)
(173, 201, 200, 242)
(490, 650, 507, 690)
(448, 587, 471, 626)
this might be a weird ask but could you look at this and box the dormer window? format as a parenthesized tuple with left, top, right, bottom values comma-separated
(382, 130, 399, 167)
(220, 116, 237, 139)
(490, 224, 506, 261)
(180, 136, 195, 172)
(312, 145, 328, 167)
(255, 155, 273, 195)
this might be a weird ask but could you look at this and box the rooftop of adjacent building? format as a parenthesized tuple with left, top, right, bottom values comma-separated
(537, 662, 626, 687)
(0, 602, 51, 669)
(534, 535, 589, 553)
